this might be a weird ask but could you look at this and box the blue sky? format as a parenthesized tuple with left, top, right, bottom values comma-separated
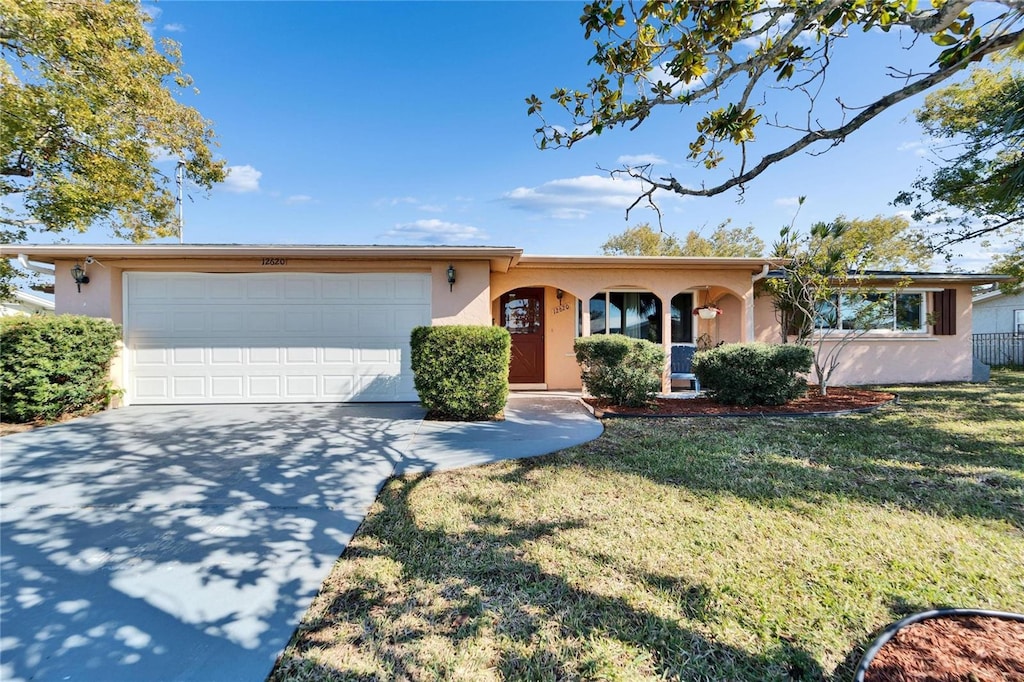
(85, 1, 1000, 268)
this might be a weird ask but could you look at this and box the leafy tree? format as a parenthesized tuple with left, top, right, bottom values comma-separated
(682, 221, 765, 257)
(1, 0, 226, 293)
(895, 55, 1023, 291)
(601, 223, 685, 255)
(527, 0, 1023, 216)
(830, 214, 933, 270)
(601, 220, 764, 256)
(762, 201, 907, 394)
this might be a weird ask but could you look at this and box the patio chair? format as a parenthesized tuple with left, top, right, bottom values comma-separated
(669, 344, 701, 393)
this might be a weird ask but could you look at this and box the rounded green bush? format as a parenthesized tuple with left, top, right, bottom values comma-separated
(692, 342, 812, 406)
(574, 335, 664, 407)
(1, 315, 122, 423)
(410, 325, 511, 420)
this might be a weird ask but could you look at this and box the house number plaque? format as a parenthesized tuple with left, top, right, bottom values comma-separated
(261, 258, 288, 266)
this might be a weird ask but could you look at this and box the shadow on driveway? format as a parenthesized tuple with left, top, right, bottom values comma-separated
(0, 398, 600, 681)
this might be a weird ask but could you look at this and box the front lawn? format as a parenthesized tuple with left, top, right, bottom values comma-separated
(270, 370, 1024, 681)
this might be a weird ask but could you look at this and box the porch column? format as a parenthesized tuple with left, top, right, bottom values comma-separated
(744, 289, 756, 341)
(661, 295, 673, 393)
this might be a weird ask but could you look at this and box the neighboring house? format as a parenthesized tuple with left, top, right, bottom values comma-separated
(972, 287, 1024, 367)
(0, 290, 55, 317)
(1, 244, 1008, 406)
(973, 288, 1024, 335)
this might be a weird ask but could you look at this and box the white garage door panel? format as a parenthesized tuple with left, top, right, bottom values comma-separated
(125, 273, 431, 404)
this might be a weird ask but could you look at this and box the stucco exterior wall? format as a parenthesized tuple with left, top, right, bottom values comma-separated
(54, 259, 117, 320)
(430, 261, 491, 325)
(752, 283, 975, 385)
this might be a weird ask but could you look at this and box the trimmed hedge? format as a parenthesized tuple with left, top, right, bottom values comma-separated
(1, 315, 122, 423)
(574, 335, 664, 407)
(411, 325, 511, 420)
(692, 342, 813, 406)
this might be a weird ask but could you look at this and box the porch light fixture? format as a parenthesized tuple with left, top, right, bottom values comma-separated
(556, 289, 564, 300)
(70, 262, 90, 292)
(446, 264, 456, 292)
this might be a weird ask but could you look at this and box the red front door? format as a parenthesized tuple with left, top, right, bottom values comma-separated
(501, 288, 545, 384)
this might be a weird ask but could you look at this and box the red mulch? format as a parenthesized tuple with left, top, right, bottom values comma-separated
(585, 386, 895, 418)
(864, 615, 1024, 682)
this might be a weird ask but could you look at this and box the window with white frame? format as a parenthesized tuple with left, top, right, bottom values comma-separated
(814, 291, 927, 333)
(1015, 309, 1024, 335)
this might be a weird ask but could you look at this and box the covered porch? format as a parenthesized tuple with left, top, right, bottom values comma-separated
(489, 256, 772, 393)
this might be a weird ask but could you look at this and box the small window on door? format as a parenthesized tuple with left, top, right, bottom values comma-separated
(503, 292, 543, 334)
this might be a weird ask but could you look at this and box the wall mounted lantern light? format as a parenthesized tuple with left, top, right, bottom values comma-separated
(71, 262, 90, 292)
(556, 289, 564, 300)
(446, 264, 456, 292)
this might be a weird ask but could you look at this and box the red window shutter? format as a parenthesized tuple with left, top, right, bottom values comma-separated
(933, 288, 957, 335)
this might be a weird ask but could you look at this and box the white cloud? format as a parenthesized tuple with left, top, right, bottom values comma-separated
(774, 196, 803, 207)
(896, 139, 938, 158)
(375, 196, 447, 212)
(285, 194, 312, 205)
(222, 165, 262, 193)
(141, 4, 162, 20)
(163, 23, 186, 33)
(617, 154, 667, 166)
(382, 219, 487, 244)
(501, 174, 666, 220)
(550, 208, 590, 220)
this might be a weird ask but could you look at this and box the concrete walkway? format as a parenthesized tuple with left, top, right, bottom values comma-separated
(0, 396, 602, 682)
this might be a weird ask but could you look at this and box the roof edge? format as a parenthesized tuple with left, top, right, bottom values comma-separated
(1, 244, 524, 273)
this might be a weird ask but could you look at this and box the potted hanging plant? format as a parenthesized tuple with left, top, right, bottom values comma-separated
(693, 304, 722, 319)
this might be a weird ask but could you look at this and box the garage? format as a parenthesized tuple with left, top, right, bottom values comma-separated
(124, 272, 432, 404)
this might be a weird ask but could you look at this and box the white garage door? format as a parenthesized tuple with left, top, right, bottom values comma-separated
(124, 272, 431, 404)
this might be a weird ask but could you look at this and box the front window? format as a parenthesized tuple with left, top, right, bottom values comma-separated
(589, 291, 662, 342)
(579, 291, 695, 344)
(816, 291, 927, 333)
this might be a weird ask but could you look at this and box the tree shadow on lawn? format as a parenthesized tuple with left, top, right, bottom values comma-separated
(561, 402, 1023, 531)
(270, 380, 1023, 681)
(272, 474, 828, 682)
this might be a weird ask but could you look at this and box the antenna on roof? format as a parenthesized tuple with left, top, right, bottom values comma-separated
(176, 159, 185, 244)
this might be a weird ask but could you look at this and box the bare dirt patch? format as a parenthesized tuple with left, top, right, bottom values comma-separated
(586, 386, 895, 417)
(0, 422, 38, 437)
(864, 615, 1024, 682)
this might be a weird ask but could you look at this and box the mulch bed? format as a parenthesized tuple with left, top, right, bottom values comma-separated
(863, 615, 1024, 681)
(585, 386, 895, 418)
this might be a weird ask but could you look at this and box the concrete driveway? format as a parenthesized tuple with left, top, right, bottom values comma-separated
(0, 397, 601, 682)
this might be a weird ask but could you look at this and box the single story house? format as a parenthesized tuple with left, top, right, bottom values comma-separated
(0, 289, 55, 317)
(1, 244, 1008, 406)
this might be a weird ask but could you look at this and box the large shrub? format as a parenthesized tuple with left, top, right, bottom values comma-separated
(691, 342, 813, 406)
(411, 325, 511, 420)
(574, 335, 664, 407)
(1, 315, 122, 423)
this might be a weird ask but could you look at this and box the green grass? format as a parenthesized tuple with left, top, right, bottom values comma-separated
(269, 369, 1024, 681)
